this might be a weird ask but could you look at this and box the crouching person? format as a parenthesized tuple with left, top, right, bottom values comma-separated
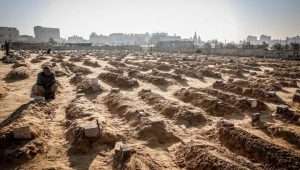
(34, 65, 57, 100)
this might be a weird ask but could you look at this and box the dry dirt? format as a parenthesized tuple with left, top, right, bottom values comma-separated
(1, 50, 300, 170)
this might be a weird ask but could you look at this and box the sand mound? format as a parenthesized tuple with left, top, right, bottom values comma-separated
(77, 78, 103, 94)
(135, 119, 181, 146)
(129, 71, 171, 87)
(66, 97, 96, 119)
(213, 80, 285, 104)
(138, 89, 206, 126)
(218, 121, 300, 169)
(61, 61, 92, 75)
(65, 97, 122, 153)
(12, 60, 29, 68)
(174, 88, 238, 116)
(0, 101, 53, 166)
(70, 73, 85, 85)
(175, 142, 248, 170)
(30, 55, 47, 63)
(113, 142, 163, 170)
(104, 91, 181, 146)
(83, 59, 101, 67)
(6, 66, 30, 80)
(98, 72, 139, 89)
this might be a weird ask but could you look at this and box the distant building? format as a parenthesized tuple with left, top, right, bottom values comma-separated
(286, 36, 300, 44)
(89, 32, 150, 46)
(17, 35, 35, 43)
(259, 34, 271, 43)
(246, 35, 258, 44)
(67, 35, 87, 43)
(150, 33, 181, 45)
(0, 27, 19, 43)
(34, 26, 60, 42)
(155, 40, 194, 51)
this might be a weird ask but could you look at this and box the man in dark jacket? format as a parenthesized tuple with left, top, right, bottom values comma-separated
(4, 41, 10, 56)
(36, 65, 57, 100)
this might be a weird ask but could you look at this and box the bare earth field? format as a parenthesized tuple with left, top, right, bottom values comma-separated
(1, 50, 300, 170)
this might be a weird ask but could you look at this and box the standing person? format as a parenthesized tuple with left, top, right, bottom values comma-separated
(36, 65, 57, 100)
(4, 41, 10, 56)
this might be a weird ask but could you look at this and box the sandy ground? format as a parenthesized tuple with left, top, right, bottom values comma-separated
(1, 50, 300, 170)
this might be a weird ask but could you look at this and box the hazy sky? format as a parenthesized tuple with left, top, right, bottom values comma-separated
(1, 0, 299, 42)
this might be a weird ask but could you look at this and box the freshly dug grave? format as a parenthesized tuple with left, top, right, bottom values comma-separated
(218, 122, 300, 169)
(76, 78, 103, 94)
(198, 88, 269, 113)
(129, 71, 172, 87)
(174, 68, 204, 80)
(65, 96, 122, 153)
(69, 56, 85, 62)
(175, 142, 248, 170)
(0, 101, 53, 167)
(103, 66, 124, 74)
(199, 68, 222, 79)
(113, 142, 172, 170)
(61, 61, 92, 75)
(138, 89, 207, 126)
(104, 91, 181, 146)
(30, 55, 47, 63)
(213, 80, 285, 104)
(83, 59, 101, 67)
(174, 88, 239, 116)
(98, 72, 139, 89)
(266, 125, 300, 148)
(12, 60, 29, 68)
(5, 66, 30, 80)
(70, 73, 85, 85)
(151, 69, 187, 84)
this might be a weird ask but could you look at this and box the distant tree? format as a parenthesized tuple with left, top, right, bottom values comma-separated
(290, 43, 300, 57)
(283, 44, 289, 50)
(195, 49, 202, 53)
(215, 42, 224, 48)
(272, 43, 283, 58)
(272, 43, 282, 51)
(48, 38, 57, 45)
(242, 41, 254, 49)
(225, 43, 237, 49)
(203, 42, 212, 49)
(261, 42, 269, 50)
